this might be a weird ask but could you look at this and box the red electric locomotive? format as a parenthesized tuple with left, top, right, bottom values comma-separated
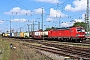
(48, 26, 86, 42)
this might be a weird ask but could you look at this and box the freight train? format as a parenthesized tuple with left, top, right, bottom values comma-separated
(2, 26, 86, 42)
(33, 26, 86, 42)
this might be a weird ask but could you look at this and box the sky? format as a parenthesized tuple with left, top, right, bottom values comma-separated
(0, 0, 90, 33)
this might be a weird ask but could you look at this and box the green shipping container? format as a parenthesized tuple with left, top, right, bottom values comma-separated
(17, 33, 20, 37)
(24, 32, 29, 38)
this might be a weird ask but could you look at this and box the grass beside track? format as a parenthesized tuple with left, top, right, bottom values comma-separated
(0, 38, 10, 60)
(0, 37, 52, 60)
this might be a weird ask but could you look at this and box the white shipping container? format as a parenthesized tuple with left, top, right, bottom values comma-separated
(7, 33, 10, 36)
(12, 33, 14, 36)
(34, 32, 40, 36)
(40, 31, 48, 36)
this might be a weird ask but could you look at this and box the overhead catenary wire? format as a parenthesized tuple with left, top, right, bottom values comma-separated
(0, 0, 83, 19)
(0, 0, 87, 32)
(14, 0, 28, 10)
(2, 0, 71, 19)
(0, 0, 14, 12)
(30, 0, 84, 28)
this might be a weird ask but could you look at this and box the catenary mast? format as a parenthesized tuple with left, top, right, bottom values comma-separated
(86, 0, 89, 32)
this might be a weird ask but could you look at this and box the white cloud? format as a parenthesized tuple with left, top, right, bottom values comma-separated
(11, 18, 27, 22)
(60, 22, 73, 27)
(74, 19, 83, 22)
(4, 7, 31, 15)
(35, 0, 60, 4)
(4, 7, 45, 15)
(0, 20, 4, 24)
(73, 13, 87, 22)
(49, 8, 67, 18)
(46, 8, 67, 22)
(60, 13, 90, 27)
(65, 0, 89, 12)
(46, 18, 54, 21)
(33, 8, 45, 14)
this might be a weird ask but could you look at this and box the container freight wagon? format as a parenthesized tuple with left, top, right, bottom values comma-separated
(15, 32, 20, 38)
(2, 33, 10, 37)
(20, 32, 24, 38)
(48, 27, 86, 42)
(15, 32, 27, 38)
(14, 32, 18, 37)
(4, 34, 8, 37)
(10, 33, 14, 37)
(24, 32, 29, 38)
(33, 31, 48, 39)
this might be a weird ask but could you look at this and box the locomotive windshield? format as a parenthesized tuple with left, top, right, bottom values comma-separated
(77, 28, 85, 32)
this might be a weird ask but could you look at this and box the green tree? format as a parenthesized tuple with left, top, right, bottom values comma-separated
(45, 27, 55, 31)
(73, 22, 86, 29)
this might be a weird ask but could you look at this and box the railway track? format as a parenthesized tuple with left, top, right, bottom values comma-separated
(2, 37, 90, 60)
(23, 39, 90, 48)
(38, 42, 90, 59)
(22, 42, 90, 60)
(23, 39, 90, 59)
(82, 39, 90, 44)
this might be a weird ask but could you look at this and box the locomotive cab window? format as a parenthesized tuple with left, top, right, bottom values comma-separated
(77, 28, 85, 32)
(82, 29, 85, 32)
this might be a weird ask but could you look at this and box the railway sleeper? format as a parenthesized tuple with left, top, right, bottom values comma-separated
(81, 54, 90, 57)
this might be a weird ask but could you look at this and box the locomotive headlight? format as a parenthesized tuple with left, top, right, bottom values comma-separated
(76, 34, 79, 37)
(76, 34, 84, 37)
